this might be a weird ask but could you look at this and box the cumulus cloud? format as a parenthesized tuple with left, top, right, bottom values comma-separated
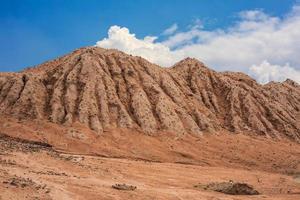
(96, 25, 184, 66)
(162, 23, 178, 35)
(249, 61, 300, 84)
(95, 5, 300, 84)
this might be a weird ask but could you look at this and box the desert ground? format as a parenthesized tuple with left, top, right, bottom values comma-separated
(0, 117, 299, 200)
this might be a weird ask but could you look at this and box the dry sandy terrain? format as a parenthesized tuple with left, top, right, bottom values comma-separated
(0, 119, 300, 199)
(0, 137, 299, 200)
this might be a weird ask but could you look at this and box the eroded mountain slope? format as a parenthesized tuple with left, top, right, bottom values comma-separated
(0, 47, 299, 141)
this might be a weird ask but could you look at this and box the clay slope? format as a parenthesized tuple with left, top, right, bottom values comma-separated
(0, 47, 299, 141)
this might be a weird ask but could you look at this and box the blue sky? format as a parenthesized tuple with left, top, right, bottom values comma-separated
(1, 0, 300, 83)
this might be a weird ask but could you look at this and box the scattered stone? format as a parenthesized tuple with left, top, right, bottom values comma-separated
(59, 155, 84, 163)
(0, 133, 52, 154)
(195, 181, 259, 195)
(29, 170, 68, 176)
(3, 177, 35, 188)
(112, 183, 137, 191)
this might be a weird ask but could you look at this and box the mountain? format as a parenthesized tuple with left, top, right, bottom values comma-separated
(1, 47, 300, 200)
(0, 47, 299, 141)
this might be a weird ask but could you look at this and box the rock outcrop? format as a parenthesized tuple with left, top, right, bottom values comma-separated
(0, 47, 299, 141)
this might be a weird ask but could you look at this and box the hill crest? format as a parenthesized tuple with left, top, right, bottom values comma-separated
(0, 47, 299, 141)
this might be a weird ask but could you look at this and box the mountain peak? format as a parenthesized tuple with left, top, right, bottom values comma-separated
(173, 57, 205, 67)
(284, 78, 299, 87)
(0, 48, 299, 141)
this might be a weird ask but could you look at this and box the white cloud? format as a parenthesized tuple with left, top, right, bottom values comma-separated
(239, 9, 269, 21)
(162, 23, 178, 35)
(95, 5, 300, 84)
(96, 26, 184, 67)
(249, 61, 300, 84)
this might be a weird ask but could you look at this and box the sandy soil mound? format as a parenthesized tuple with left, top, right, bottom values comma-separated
(0, 47, 299, 141)
(197, 181, 259, 195)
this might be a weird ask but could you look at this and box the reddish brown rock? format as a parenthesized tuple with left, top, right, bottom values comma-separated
(0, 47, 299, 141)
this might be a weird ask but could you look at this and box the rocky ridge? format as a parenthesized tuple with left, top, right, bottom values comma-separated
(0, 47, 299, 141)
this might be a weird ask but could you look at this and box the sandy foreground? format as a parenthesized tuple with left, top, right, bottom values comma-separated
(0, 146, 299, 200)
(0, 119, 299, 200)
